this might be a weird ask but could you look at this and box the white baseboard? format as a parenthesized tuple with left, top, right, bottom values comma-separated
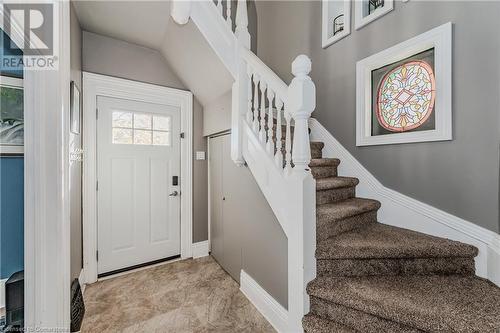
(78, 269, 86, 294)
(309, 118, 500, 287)
(192, 241, 209, 259)
(0, 278, 6, 309)
(240, 270, 289, 333)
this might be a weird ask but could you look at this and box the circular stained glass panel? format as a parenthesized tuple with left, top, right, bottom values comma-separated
(376, 60, 436, 132)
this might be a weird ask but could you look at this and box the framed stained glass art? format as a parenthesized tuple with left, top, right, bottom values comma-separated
(356, 23, 452, 146)
(372, 49, 436, 136)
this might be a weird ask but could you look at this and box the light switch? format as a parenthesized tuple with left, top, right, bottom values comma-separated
(196, 151, 206, 160)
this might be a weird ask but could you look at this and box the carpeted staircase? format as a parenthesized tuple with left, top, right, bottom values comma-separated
(302, 140, 500, 333)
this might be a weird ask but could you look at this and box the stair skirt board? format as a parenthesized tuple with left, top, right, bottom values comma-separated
(240, 270, 289, 333)
(309, 118, 500, 287)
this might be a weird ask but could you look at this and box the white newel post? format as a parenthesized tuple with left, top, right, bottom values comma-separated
(287, 55, 317, 332)
(231, 0, 251, 165)
(288, 55, 316, 172)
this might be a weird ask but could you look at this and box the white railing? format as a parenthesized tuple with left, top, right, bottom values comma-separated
(171, 1, 316, 331)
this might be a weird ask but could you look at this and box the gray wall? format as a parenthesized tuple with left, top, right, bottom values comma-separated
(203, 90, 232, 136)
(209, 134, 288, 308)
(70, 3, 83, 281)
(82, 31, 209, 242)
(256, 1, 500, 234)
(160, 19, 234, 106)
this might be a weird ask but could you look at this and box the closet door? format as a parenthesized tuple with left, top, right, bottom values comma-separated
(208, 134, 242, 282)
(209, 135, 224, 264)
(220, 135, 242, 282)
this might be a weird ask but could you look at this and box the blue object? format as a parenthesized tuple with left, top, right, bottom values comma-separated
(0, 157, 24, 279)
(0, 28, 24, 280)
(0, 29, 23, 78)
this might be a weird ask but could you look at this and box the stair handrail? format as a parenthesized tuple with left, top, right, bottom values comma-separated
(240, 48, 288, 100)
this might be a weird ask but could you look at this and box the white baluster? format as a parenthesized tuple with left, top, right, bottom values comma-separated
(226, 0, 232, 28)
(246, 66, 253, 124)
(288, 55, 316, 173)
(217, 0, 223, 16)
(274, 97, 284, 168)
(266, 89, 275, 154)
(252, 73, 260, 133)
(284, 110, 292, 173)
(259, 81, 267, 143)
(235, 0, 251, 48)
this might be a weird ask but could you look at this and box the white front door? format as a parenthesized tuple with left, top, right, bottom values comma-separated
(96, 96, 181, 275)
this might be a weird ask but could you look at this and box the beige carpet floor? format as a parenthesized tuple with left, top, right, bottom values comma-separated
(81, 256, 276, 333)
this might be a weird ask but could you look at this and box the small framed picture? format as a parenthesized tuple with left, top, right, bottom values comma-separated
(322, 0, 351, 48)
(354, 0, 394, 30)
(70, 81, 81, 134)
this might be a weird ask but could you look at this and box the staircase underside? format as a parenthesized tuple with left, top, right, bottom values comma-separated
(304, 140, 500, 333)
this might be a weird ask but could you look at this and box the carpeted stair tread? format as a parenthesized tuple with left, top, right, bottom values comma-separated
(310, 141, 324, 150)
(302, 314, 357, 333)
(307, 275, 500, 333)
(316, 256, 476, 277)
(316, 222, 478, 260)
(309, 158, 340, 167)
(317, 198, 381, 222)
(310, 297, 425, 333)
(316, 176, 359, 191)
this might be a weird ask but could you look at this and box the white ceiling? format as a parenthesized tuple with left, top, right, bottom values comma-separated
(72, 1, 171, 50)
(72, 0, 233, 106)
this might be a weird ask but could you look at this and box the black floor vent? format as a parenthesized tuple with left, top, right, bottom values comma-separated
(70, 279, 85, 332)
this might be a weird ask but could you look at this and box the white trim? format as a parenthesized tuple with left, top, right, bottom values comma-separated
(310, 118, 500, 287)
(322, 0, 351, 48)
(192, 241, 210, 259)
(78, 269, 86, 294)
(356, 22, 453, 146)
(82, 72, 193, 284)
(20, 2, 72, 331)
(0, 278, 6, 309)
(354, 0, 394, 30)
(240, 270, 289, 333)
(207, 136, 212, 253)
(0, 76, 23, 88)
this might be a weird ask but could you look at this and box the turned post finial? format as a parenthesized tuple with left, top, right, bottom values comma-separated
(291, 55, 312, 77)
(235, 0, 251, 49)
(288, 54, 316, 173)
(170, 0, 192, 25)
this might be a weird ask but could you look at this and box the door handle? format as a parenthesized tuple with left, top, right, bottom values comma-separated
(169, 191, 179, 197)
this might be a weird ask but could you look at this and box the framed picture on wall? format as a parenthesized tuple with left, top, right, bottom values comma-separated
(322, 0, 351, 48)
(354, 0, 394, 30)
(70, 81, 81, 134)
(356, 22, 452, 146)
(0, 75, 24, 155)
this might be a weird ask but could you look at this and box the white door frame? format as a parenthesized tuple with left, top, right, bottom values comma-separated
(82, 73, 193, 284)
(1, 1, 72, 330)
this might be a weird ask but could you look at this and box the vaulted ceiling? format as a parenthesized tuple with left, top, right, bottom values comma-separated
(72, 0, 233, 106)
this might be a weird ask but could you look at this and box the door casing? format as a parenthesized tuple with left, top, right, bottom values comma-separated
(82, 72, 193, 284)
